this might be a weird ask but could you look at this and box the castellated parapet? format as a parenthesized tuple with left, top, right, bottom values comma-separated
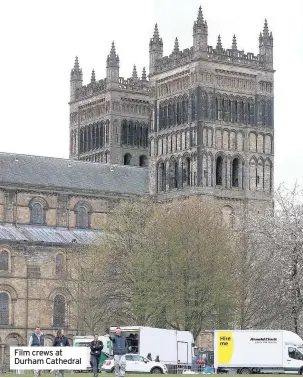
(149, 7, 273, 76)
(70, 42, 149, 104)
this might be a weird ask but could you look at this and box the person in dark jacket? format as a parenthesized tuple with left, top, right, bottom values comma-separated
(108, 328, 128, 377)
(90, 334, 103, 377)
(28, 327, 45, 377)
(52, 330, 69, 377)
(53, 329, 70, 347)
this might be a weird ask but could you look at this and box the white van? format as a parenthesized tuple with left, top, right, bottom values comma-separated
(214, 330, 303, 374)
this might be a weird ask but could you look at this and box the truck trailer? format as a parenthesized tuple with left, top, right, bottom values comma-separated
(110, 326, 195, 373)
(214, 330, 303, 374)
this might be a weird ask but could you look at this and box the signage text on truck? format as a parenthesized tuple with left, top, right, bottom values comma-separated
(250, 337, 278, 343)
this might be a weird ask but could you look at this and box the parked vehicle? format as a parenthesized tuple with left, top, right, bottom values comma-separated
(109, 326, 195, 373)
(102, 353, 168, 374)
(73, 335, 112, 372)
(213, 330, 303, 374)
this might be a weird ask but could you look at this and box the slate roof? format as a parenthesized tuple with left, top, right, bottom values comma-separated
(0, 223, 103, 245)
(0, 152, 148, 195)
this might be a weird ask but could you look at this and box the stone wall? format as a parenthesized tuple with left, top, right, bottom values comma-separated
(0, 244, 78, 372)
(0, 188, 113, 229)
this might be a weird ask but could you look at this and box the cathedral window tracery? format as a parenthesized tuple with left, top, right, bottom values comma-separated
(53, 295, 66, 328)
(75, 201, 91, 229)
(29, 198, 48, 225)
(0, 250, 9, 271)
(0, 292, 9, 325)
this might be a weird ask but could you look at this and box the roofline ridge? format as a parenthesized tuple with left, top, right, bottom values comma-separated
(0, 152, 149, 170)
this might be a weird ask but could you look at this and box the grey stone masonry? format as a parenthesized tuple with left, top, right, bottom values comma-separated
(69, 42, 150, 169)
(148, 6, 274, 213)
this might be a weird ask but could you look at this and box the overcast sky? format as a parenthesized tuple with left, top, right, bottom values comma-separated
(0, 0, 302, 188)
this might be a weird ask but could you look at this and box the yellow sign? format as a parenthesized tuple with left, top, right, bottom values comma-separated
(217, 331, 234, 364)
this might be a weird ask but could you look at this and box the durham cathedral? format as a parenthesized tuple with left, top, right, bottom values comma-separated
(0, 6, 274, 371)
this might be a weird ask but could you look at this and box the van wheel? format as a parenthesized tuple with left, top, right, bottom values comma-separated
(299, 367, 303, 375)
(239, 367, 251, 374)
(111, 367, 115, 373)
(151, 367, 163, 374)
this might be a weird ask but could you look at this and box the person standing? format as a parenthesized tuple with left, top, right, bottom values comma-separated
(108, 328, 128, 378)
(90, 334, 103, 377)
(52, 330, 70, 377)
(28, 327, 45, 377)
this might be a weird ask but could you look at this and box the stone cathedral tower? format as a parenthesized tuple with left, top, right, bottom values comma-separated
(69, 6, 274, 216)
(69, 43, 150, 167)
(148, 7, 274, 214)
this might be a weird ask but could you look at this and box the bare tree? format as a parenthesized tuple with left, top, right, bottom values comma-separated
(64, 244, 113, 334)
(232, 222, 283, 329)
(234, 183, 303, 334)
(100, 197, 157, 325)
(100, 197, 237, 338)
(269, 184, 303, 333)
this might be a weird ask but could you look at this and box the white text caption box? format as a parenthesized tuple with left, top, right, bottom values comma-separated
(10, 347, 88, 370)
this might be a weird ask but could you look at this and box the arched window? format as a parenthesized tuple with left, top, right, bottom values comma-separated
(169, 160, 178, 189)
(182, 98, 188, 123)
(133, 123, 138, 146)
(128, 121, 134, 145)
(124, 153, 132, 165)
(0, 250, 9, 271)
(30, 198, 47, 225)
(202, 92, 208, 119)
(105, 120, 110, 144)
(87, 125, 92, 151)
(53, 295, 66, 328)
(177, 101, 182, 125)
(139, 155, 148, 167)
(92, 125, 96, 150)
(168, 103, 174, 126)
(216, 97, 222, 120)
(159, 105, 164, 129)
(96, 123, 100, 148)
(232, 158, 239, 187)
(191, 93, 196, 121)
(80, 128, 84, 153)
(139, 125, 143, 147)
(157, 162, 166, 192)
(85, 126, 89, 151)
(163, 105, 168, 127)
(55, 254, 65, 275)
(76, 205, 90, 229)
(100, 121, 105, 148)
(183, 157, 191, 186)
(144, 127, 148, 148)
(0, 292, 9, 325)
(216, 156, 223, 185)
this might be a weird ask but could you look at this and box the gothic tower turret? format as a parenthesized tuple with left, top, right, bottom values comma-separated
(193, 6, 208, 57)
(149, 24, 163, 75)
(106, 41, 119, 89)
(70, 56, 82, 102)
(132, 65, 138, 82)
(91, 69, 96, 83)
(259, 19, 273, 69)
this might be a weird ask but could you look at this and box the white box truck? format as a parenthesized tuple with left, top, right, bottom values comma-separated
(110, 326, 195, 373)
(73, 335, 112, 372)
(214, 330, 303, 374)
